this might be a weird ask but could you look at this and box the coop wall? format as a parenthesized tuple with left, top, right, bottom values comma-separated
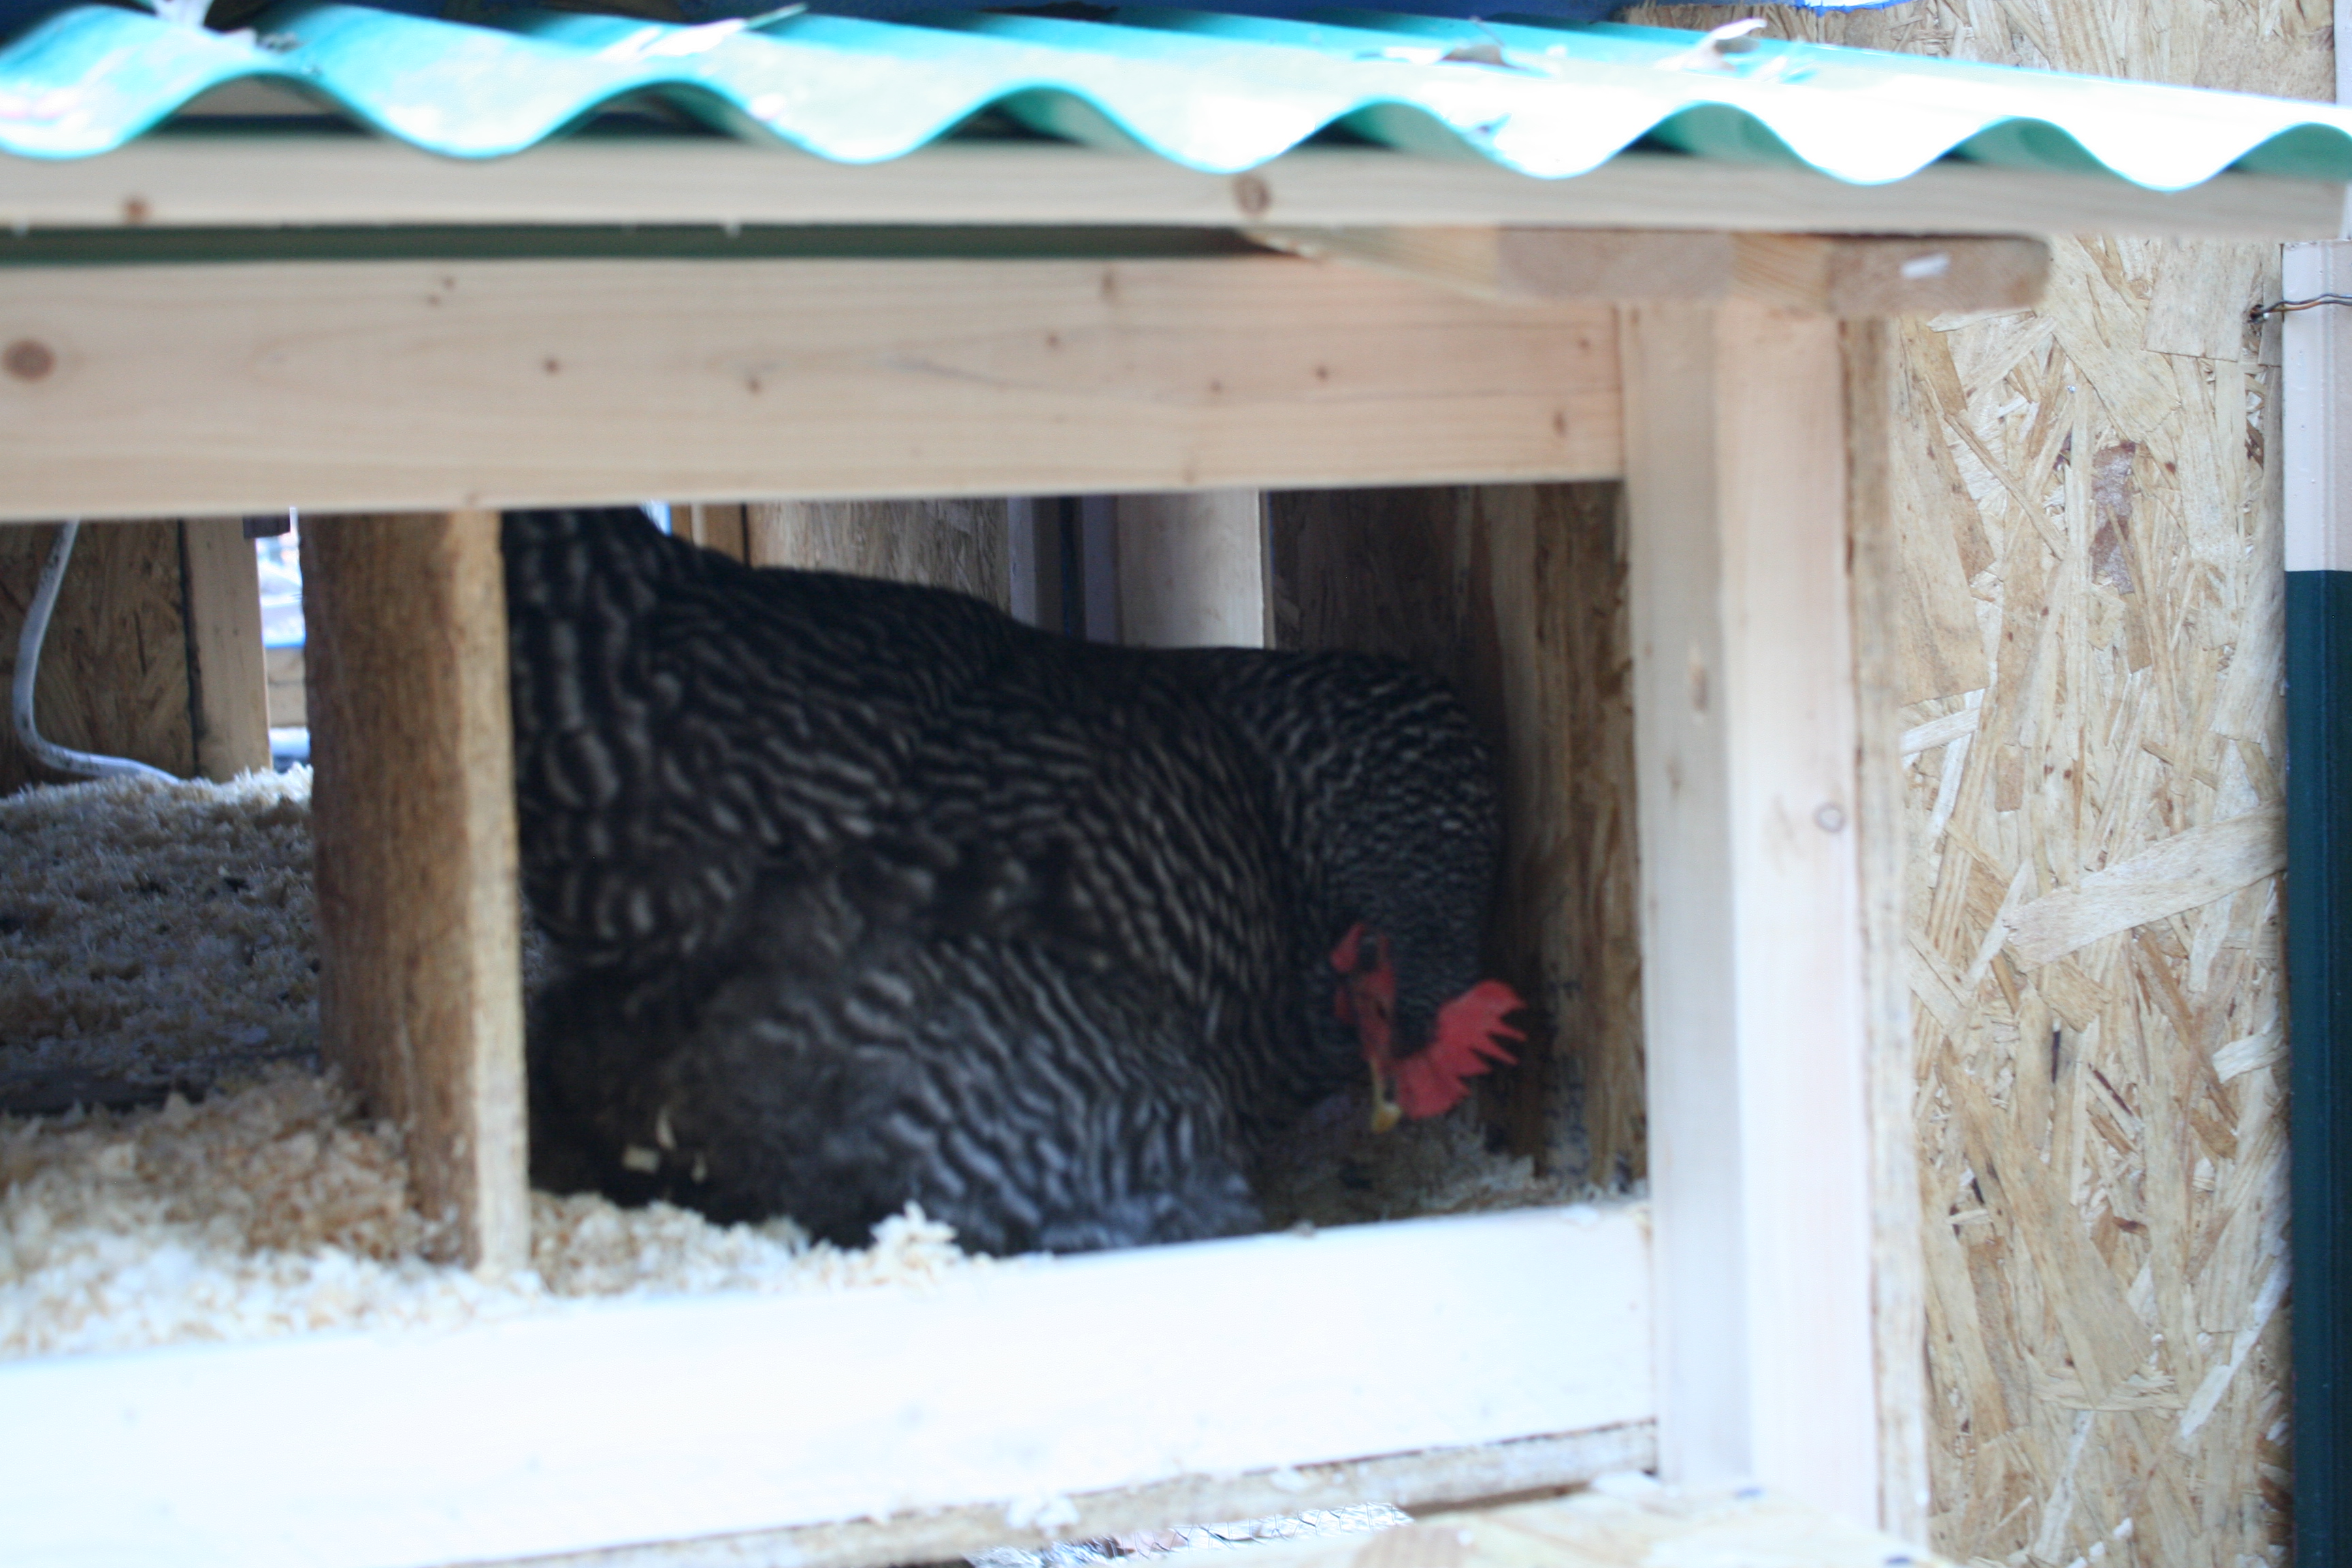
(1265, 487, 1643, 1192)
(0, 520, 196, 795)
(745, 498, 1013, 610)
(1625, 7, 2319, 1564)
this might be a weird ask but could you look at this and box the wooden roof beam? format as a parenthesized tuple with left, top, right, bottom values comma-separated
(1247, 227, 2051, 316)
(0, 139, 2336, 239)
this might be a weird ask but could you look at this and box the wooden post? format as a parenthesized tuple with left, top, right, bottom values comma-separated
(677, 502, 750, 564)
(302, 511, 527, 1272)
(1620, 299, 1906, 1525)
(1113, 491, 1268, 649)
(1842, 319, 1931, 1541)
(179, 517, 272, 781)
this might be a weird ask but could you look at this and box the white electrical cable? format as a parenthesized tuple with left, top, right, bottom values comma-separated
(12, 521, 176, 783)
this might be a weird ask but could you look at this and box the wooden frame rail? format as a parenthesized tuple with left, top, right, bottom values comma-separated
(0, 139, 2338, 238)
(0, 256, 1620, 521)
(0, 231, 1973, 1561)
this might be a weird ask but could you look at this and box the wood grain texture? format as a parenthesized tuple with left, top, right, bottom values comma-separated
(1845, 317, 1934, 1541)
(1250, 229, 2048, 316)
(1624, 5, 2319, 1561)
(0, 139, 2334, 238)
(264, 644, 306, 729)
(676, 502, 749, 564)
(1264, 485, 1644, 1192)
(0, 519, 194, 796)
(301, 512, 527, 1272)
(1734, 235, 2052, 318)
(179, 517, 271, 781)
(479, 1431, 1659, 1568)
(1620, 299, 1883, 1523)
(1163, 1484, 1951, 1568)
(0, 258, 1621, 522)
(747, 497, 1011, 609)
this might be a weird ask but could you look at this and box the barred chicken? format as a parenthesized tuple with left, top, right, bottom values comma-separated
(504, 508, 1522, 1256)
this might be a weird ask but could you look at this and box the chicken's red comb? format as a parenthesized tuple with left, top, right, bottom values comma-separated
(1391, 980, 1526, 1120)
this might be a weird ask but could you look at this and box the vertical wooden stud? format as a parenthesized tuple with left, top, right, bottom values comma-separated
(1843, 318, 1931, 1540)
(747, 499, 1013, 610)
(302, 511, 528, 1272)
(1113, 491, 1268, 649)
(180, 517, 272, 781)
(1620, 299, 1894, 1524)
(678, 502, 751, 564)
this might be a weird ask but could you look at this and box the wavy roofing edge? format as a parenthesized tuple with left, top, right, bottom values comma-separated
(3, 0, 2351, 190)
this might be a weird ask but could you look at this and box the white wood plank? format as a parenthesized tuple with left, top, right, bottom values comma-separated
(178, 514, 272, 781)
(0, 1204, 1652, 1568)
(478, 1427, 1659, 1568)
(0, 257, 1621, 521)
(1620, 301, 1880, 1523)
(0, 140, 2336, 238)
(1114, 491, 1267, 649)
(2283, 241, 2352, 571)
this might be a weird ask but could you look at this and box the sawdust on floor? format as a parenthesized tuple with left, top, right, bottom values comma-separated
(1, 770, 1588, 1362)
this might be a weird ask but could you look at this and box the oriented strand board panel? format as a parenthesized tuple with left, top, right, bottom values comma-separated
(1627, 5, 2319, 1563)
(0, 520, 193, 796)
(748, 497, 1011, 610)
(1266, 487, 1643, 1192)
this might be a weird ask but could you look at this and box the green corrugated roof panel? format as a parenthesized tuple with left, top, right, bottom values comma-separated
(3, 0, 2351, 188)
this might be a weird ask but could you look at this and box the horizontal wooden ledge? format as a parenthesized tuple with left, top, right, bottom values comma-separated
(0, 1205, 1654, 1568)
(485, 1428, 1660, 1568)
(1200, 1483, 1953, 1568)
(1248, 227, 2051, 315)
(0, 253, 1622, 520)
(0, 138, 2341, 239)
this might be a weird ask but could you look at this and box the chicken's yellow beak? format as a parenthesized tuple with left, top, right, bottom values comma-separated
(1368, 1060, 1403, 1134)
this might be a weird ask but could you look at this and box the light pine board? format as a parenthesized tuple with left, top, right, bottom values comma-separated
(0, 257, 1622, 521)
(0, 140, 2336, 238)
(1113, 491, 1267, 649)
(0, 1205, 1652, 1568)
(179, 516, 272, 782)
(1618, 299, 1887, 1526)
(1250, 228, 2050, 316)
(476, 1427, 1658, 1568)
(1844, 317, 1936, 1540)
(301, 512, 527, 1272)
(748, 497, 1013, 609)
(676, 502, 751, 564)
(1630, 4, 2317, 1562)
(1164, 1484, 1953, 1568)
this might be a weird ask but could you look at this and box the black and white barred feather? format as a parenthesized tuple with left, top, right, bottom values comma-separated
(504, 508, 1501, 1256)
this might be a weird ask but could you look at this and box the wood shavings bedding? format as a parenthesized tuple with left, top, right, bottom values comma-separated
(0, 1064, 980, 1361)
(0, 770, 1580, 1363)
(0, 770, 320, 1106)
